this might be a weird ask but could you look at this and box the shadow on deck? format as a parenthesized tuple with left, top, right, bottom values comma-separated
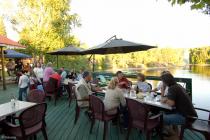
(0, 84, 205, 140)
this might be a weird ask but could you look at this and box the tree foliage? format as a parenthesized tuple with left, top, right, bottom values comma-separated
(11, 0, 80, 56)
(189, 47, 210, 64)
(94, 48, 185, 71)
(0, 16, 6, 36)
(168, 0, 210, 14)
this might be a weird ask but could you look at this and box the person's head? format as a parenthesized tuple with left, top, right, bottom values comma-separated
(116, 71, 124, 80)
(21, 70, 27, 75)
(9, 59, 12, 62)
(161, 73, 176, 87)
(60, 67, 64, 71)
(108, 77, 119, 89)
(82, 71, 92, 82)
(46, 62, 52, 67)
(137, 73, 146, 82)
(37, 62, 41, 68)
(160, 70, 170, 76)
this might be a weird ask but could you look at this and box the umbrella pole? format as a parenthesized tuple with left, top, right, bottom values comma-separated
(56, 55, 58, 68)
(92, 54, 95, 72)
(1, 47, 6, 90)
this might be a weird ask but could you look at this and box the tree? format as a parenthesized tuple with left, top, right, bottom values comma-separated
(168, 0, 210, 14)
(0, 16, 6, 36)
(11, 0, 80, 58)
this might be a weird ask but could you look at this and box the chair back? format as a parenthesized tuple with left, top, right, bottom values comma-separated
(126, 98, 149, 128)
(67, 82, 75, 96)
(19, 103, 47, 131)
(89, 95, 104, 120)
(44, 77, 58, 93)
(27, 89, 45, 103)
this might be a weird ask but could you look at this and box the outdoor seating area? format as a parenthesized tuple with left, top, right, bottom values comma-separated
(0, 84, 206, 140)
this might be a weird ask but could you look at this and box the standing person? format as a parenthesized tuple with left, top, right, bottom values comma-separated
(160, 73, 197, 126)
(135, 73, 151, 93)
(33, 62, 44, 84)
(29, 72, 39, 90)
(15, 59, 23, 72)
(18, 70, 29, 101)
(6, 59, 15, 76)
(77, 68, 84, 81)
(116, 71, 131, 89)
(43, 62, 54, 83)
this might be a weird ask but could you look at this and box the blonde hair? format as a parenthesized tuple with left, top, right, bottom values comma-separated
(108, 77, 118, 89)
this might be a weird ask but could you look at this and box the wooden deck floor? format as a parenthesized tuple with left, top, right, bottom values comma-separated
(0, 84, 205, 140)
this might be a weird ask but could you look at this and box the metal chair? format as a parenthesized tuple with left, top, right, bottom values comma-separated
(180, 107, 210, 140)
(126, 98, 163, 140)
(3, 103, 48, 140)
(65, 82, 75, 107)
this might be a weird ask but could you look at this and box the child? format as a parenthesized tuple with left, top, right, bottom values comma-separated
(18, 70, 29, 101)
(135, 73, 151, 93)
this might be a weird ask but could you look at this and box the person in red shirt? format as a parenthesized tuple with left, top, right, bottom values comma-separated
(50, 70, 62, 87)
(116, 71, 131, 89)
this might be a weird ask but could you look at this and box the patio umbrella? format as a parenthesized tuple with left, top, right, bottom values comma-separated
(82, 35, 157, 71)
(4, 49, 31, 58)
(0, 35, 26, 90)
(47, 45, 85, 55)
(82, 35, 156, 55)
(47, 45, 85, 68)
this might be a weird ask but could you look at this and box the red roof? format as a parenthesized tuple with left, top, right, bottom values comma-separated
(0, 35, 26, 48)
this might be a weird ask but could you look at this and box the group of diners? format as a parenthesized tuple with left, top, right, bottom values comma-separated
(17, 61, 83, 101)
(75, 70, 197, 137)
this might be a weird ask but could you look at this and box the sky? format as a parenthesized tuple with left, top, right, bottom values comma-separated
(1, 0, 210, 48)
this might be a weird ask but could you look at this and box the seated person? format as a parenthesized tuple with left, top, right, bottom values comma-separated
(60, 67, 67, 84)
(50, 70, 62, 87)
(135, 73, 151, 93)
(116, 71, 131, 89)
(151, 70, 170, 96)
(76, 71, 101, 107)
(160, 73, 197, 126)
(104, 77, 126, 114)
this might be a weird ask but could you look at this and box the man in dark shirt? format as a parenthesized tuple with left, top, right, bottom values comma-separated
(161, 73, 197, 125)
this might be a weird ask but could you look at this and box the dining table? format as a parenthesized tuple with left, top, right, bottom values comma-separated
(99, 89, 173, 110)
(0, 100, 37, 120)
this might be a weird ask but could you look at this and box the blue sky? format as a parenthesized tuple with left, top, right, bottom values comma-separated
(1, 0, 210, 48)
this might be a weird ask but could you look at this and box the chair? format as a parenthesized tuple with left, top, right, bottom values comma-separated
(74, 86, 90, 124)
(126, 98, 163, 140)
(65, 82, 75, 107)
(27, 89, 46, 126)
(3, 103, 48, 140)
(27, 89, 45, 103)
(89, 95, 120, 140)
(43, 77, 58, 106)
(180, 107, 210, 140)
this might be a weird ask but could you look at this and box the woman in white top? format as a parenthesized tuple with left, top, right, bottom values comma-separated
(104, 77, 126, 114)
(33, 62, 43, 83)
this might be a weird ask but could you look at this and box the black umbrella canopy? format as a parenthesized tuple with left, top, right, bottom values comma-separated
(83, 36, 157, 55)
(47, 45, 85, 55)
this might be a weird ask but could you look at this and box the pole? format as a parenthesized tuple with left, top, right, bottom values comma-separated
(56, 55, 58, 68)
(1, 47, 6, 90)
(92, 54, 95, 72)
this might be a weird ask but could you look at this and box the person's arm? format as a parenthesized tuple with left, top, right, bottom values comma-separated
(161, 87, 176, 107)
(118, 90, 126, 106)
(18, 76, 22, 87)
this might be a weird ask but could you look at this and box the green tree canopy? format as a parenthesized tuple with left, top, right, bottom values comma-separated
(11, 0, 80, 56)
(0, 16, 6, 36)
(168, 0, 210, 14)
